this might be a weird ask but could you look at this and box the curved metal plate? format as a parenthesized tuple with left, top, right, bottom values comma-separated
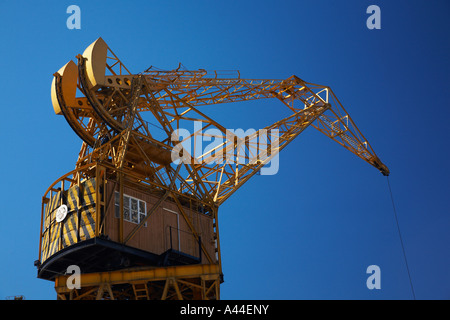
(51, 60, 78, 115)
(82, 37, 108, 89)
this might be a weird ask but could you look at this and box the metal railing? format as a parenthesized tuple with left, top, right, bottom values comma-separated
(165, 226, 202, 262)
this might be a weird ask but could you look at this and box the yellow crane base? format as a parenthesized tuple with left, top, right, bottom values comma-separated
(54, 263, 221, 300)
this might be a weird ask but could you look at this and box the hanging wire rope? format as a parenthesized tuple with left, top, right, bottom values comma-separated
(387, 176, 416, 300)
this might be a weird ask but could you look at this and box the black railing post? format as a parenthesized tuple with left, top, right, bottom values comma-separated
(169, 226, 173, 251)
(198, 236, 202, 262)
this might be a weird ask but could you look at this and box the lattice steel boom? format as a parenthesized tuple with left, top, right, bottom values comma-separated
(54, 38, 388, 205)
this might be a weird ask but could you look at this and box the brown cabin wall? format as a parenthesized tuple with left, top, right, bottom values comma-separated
(104, 180, 215, 264)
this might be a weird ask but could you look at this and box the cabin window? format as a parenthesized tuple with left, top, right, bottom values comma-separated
(115, 192, 147, 226)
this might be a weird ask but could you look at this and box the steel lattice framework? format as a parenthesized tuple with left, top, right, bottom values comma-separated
(41, 37, 389, 300)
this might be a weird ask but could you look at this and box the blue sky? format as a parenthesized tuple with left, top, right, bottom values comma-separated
(0, 0, 449, 300)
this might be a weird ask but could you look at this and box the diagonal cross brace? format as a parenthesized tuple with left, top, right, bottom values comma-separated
(115, 76, 143, 169)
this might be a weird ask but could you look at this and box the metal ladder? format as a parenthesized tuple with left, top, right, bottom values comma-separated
(132, 283, 149, 300)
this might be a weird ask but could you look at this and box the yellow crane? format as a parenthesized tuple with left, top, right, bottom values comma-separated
(36, 38, 388, 300)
